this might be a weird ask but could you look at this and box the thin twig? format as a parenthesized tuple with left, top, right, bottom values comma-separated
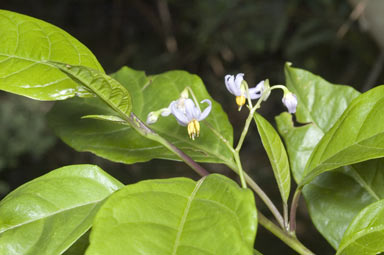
(126, 113, 209, 177)
(244, 172, 285, 229)
(258, 211, 314, 255)
(289, 189, 302, 233)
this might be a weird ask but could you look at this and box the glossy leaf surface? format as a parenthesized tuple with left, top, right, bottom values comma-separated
(275, 64, 367, 248)
(0, 10, 103, 100)
(0, 165, 123, 255)
(302, 85, 384, 185)
(48, 67, 235, 165)
(337, 199, 384, 255)
(254, 113, 290, 203)
(303, 159, 384, 248)
(86, 174, 257, 255)
(276, 63, 360, 182)
(50, 62, 131, 116)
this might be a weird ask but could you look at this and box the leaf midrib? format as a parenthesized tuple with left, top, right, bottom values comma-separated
(303, 131, 384, 184)
(0, 198, 104, 234)
(349, 165, 381, 201)
(337, 225, 384, 254)
(255, 114, 289, 202)
(172, 177, 205, 255)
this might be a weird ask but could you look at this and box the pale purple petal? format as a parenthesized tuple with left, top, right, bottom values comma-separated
(171, 101, 189, 125)
(249, 80, 264, 99)
(234, 73, 244, 91)
(282, 93, 298, 114)
(161, 107, 172, 116)
(198, 99, 212, 121)
(224, 75, 237, 95)
(225, 74, 242, 96)
(161, 100, 174, 116)
(184, 99, 198, 121)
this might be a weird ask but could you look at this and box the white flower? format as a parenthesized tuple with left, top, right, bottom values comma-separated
(166, 98, 212, 140)
(224, 73, 264, 108)
(282, 92, 297, 114)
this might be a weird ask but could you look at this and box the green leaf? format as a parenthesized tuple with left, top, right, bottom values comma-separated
(254, 113, 290, 204)
(276, 63, 360, 183)
(50, 62, 132, 116)
(86, 174, 257, 255)
(0, 164, 123, 255)
(303, 159, 384, 248)
(301, 85, 384, 186)
(0, 10, 103, 100)
(275, 64, 366, 248)
(48, 67, 235, 165)
(337, 199, 384, 255)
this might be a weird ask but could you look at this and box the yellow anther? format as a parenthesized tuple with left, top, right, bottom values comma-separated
(236, 96, 246, 111)
(187, 119, 200, 140)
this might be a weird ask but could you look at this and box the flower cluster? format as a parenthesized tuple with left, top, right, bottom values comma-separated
(225, 73, 297, 113)
(146, 73, 297, 141)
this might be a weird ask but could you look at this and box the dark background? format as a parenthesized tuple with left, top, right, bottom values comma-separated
(1, 0, 383, 254)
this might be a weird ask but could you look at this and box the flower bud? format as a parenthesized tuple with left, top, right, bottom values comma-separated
(282, 92, 298, 114)
(146, 111, 160, 124)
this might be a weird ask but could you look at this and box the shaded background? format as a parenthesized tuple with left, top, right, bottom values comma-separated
(1, 0, 384, 254)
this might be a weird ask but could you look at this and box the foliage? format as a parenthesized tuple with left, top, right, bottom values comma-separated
(1, 9, 384, 255)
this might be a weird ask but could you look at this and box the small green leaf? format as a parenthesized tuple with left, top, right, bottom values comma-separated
(0, 10, 103, 100)
(0, 165, 123, 255)
(48, 67, 235, 165)
(50, 62, 132, 117)
(337, 199, 384, 255)
(86, 174, 257, 255)
(301, 85, 384, 186)
(254, 113, 290, 204)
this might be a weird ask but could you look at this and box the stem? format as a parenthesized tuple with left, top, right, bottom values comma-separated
(258, 211, 315, 255)
(234, 152, 247, 189)
(235, 84, 277, 152)
(283, 202, 289, 231)
(126, 113, 209, 177)
(126, 113, 313, 255)
(206, 122, 247, 188)
(289, 189, 302, 233)
(235, 107, 255, 152)
(243, 172, 284, 229)
(206, 103, 288, 225)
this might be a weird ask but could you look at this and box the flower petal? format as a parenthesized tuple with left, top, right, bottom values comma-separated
(184, 99, 198, 121)
(282, 93, 298, 114)
(198, 99, 212, 121)
(161, 100, 174, 117)
(224, 75, 236, 95)
(171, 101, 189, 126)
(235, 73, 244, 88)
(249, 80, 264, 99)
